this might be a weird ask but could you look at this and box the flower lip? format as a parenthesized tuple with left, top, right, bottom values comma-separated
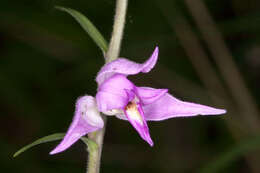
(125, 101, 143, 124)
(123, 90, 154, 146)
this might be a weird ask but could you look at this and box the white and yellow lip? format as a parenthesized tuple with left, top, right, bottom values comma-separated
(124, 100, 154, 146)
(125, 102, 144, 125)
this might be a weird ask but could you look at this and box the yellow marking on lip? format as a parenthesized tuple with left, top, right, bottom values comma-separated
(125, 102, 143, 125)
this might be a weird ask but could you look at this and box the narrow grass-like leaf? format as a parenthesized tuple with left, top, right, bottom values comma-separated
(13, 133, 65, 157)
(13, 133, 97, 157)
(55, 6, 108, 54)
(200, 135, 260, 173)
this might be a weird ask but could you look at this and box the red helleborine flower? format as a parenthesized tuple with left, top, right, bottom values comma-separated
(50, 46, 226, 155)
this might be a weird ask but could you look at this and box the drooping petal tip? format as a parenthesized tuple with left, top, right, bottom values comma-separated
(141, 46, 159, 73)
(50, 96, 104, 155)
(146, 134, 154, 147)
(49, 132, 82, 155)
(123, 93, 154, 147)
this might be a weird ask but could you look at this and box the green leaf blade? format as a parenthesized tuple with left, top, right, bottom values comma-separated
(56, 6, 108, 54)
(13, 133, 65, 158)
(13, 133, 97, 158)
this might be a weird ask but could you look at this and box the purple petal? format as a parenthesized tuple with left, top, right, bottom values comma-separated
(50, 96, 104, 155)
(124, 99, 153, 146)
(143, 93, 226, 121)
(96, 46, 159, 85)
(136, 87, 168, 105)
(96, 91, 129, 112)
(96, 74, 135, 112)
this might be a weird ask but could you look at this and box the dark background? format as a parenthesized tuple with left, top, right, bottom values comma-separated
(1, 0, 260, 172)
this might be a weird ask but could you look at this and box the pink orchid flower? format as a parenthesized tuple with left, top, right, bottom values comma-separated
(50, 47, 226, 154)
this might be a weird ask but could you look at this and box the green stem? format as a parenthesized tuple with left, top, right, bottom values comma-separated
(86, 0, 128, 173)
(105, 0, 128, 63)
(87, 120, 106, 173)
(86, 149, 98, 173)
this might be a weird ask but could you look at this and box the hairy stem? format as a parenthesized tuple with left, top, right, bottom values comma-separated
(87, 0, 128, 173)
(105, 0, 128, 63)
(87, 118, 107, 173)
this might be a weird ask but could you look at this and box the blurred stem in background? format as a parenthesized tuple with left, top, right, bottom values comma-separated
(184, 0, 260, 172)
(87, 0, 128, 173)
(156, 0, 260, 172)
(184, 0, 260, 133)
